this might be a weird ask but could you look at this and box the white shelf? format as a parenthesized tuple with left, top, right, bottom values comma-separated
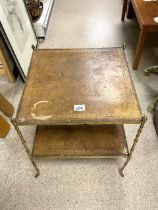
(33, 0, 54, 38)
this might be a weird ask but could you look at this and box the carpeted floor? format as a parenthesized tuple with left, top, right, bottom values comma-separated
(0, 0, 158, 209)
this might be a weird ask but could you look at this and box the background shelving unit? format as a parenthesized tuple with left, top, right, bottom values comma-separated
(33, 0, 55, 38)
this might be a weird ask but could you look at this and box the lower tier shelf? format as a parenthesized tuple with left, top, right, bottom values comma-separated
(32, 125, 129, 158)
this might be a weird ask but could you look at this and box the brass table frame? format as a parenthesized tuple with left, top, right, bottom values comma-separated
(11, 46, 147, 178)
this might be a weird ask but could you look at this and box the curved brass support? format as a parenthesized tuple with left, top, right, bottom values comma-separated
(147, 96, 158, 113)
(119, 115, 147, 177)
(144, 66, 158, 76)
(11, 118, 40, 178)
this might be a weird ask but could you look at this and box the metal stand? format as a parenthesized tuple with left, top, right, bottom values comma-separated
(144, 66, 158, 113)
(119, 116, 147, 177)
(11, 118, 40, 178)
(144, 65, 158, 76)
(147, 96, 158, 113)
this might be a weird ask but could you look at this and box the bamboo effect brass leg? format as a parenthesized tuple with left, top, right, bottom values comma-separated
(119, 116, 147, 177)
(11, 118, 40, 178)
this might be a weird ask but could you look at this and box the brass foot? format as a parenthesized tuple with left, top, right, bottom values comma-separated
(119, 169, 124, 178)
(35, 169, 40, 178)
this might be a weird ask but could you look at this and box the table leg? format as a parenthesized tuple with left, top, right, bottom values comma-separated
(133, 28, 146, 70)
(11, 118, 40, 178)
(119, 116, 147, 177)
(121, 0, 128, 21)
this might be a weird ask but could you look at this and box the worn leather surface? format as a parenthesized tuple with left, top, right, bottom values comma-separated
(17, 48, 142, 125)
(33, 124, 128, 157)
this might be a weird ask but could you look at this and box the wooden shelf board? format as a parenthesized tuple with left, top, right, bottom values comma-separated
(32, 125, 128, 158)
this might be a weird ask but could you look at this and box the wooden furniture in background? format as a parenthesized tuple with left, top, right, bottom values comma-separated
(0, 47, 15, 82)
(0, 93, 14, 138)
(0, 114, 10, 138)
(12, 48, 146, 178)
(122, 0, 158, 70)
(0, 93, 14, 117)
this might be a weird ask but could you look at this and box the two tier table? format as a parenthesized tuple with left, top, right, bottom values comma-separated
(12, 47, 146, 178)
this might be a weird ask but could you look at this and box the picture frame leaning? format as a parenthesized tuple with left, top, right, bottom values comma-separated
(0, 0, 37, 78)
